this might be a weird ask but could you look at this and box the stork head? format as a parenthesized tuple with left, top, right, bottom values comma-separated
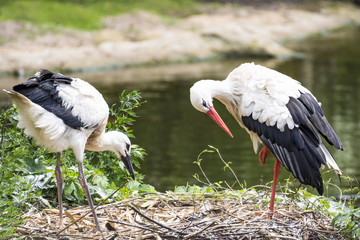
(190, 80, 233, 138)
(107, 131, 135, 180)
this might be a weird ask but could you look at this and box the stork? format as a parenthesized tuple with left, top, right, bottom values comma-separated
(190, 62, 343, 216)
(4, 70, 135, 231)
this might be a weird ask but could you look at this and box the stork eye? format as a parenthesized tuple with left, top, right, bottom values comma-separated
(126, 143, 130, 151)
(202, 100, 207, 108)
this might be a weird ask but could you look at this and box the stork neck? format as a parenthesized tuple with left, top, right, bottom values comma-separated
(86, 131, 115, 152)
(205, 79, 244, 126)
(99, 132, 115, 151)
(206, 80, 233, 105)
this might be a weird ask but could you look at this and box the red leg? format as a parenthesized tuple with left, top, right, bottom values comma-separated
(259, 146, 271, 166)
(269, 158, 281, 217)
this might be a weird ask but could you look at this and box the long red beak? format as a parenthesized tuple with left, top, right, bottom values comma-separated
(207, 107, 234, 138)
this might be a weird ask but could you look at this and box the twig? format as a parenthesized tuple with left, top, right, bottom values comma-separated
(107, 220, 163, 234)
(109, 220, 180, 239)
(183, 221, 216, 239)
(129, 204, 186, 236)
(57, 234, 95, 239)
(16, 226, 95, 239)
(308, 227, 341, 235)
(265, 233, 299, 240)
(57, 179, 129, 234)
(16, 225, 54, 233)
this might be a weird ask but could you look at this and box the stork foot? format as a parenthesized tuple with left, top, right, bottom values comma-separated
(259, 146, 271, 166)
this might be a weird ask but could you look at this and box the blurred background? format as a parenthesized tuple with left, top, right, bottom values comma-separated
(0, 0, 359, 202)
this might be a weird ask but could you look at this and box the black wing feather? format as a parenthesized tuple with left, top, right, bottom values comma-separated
(259, 130, 324, 195)
(13, 69, 85, 129)
(291, 130, 304, 149)
(241, 91, 342, 195)
(295, 93, 343, 150)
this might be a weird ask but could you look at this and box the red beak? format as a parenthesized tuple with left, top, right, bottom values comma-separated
(207, 107, 234, 138)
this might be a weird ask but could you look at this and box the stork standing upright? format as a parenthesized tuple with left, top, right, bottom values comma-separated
(190, 62, 343, 216)
(4, 70, 135, 231)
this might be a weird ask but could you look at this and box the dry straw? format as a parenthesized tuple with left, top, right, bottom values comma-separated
(15, 188, 343, 239)
(15, 146, 348, 239)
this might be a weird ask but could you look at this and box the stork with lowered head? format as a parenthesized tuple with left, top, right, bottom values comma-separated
(4, 70, 135, 231)
(190, 62, 343, 216)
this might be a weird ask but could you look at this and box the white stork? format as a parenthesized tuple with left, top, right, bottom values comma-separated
(190, 62, 343, 216)
(4, 70, 135, 231)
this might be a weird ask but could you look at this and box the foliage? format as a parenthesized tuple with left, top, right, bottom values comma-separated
(332, 207, 360, 238)
(0, 0, 199, 31)
(0, 104, 40, 238)
(330, 174, 360, 238)
(0, 90, 150, 238)
(296, 190, 360, 238)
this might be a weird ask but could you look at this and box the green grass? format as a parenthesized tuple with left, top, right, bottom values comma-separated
(0, 0, 199, 31)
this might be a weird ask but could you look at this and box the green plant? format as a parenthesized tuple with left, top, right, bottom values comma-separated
(0, 90, 150, 238)
(332, 208, 360, 238)
(193, 145, 246, 191)
(330, 174, 360, 239)
(0, 104, 40, 238)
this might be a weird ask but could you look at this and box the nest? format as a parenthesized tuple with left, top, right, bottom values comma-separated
(15, 187, 343, 240)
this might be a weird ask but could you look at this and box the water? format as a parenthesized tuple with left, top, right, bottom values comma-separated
(1, 26, 359, 201)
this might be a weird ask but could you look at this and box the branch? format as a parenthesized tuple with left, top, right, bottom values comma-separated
(57, 179, 129, 234)
(183, 221, 216, 239)
(129, 204, 186, 236)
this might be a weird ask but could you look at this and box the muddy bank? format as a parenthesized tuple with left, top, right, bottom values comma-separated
(0, 2, 359, 75)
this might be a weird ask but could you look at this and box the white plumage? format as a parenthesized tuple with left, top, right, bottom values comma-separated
(57, 78, 109, 128)
(9, 82, 108, 152)
(190, 62, 343, 215)
(4, 70, 135, 232)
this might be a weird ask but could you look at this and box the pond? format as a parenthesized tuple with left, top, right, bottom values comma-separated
(1, 26, 359, 202)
